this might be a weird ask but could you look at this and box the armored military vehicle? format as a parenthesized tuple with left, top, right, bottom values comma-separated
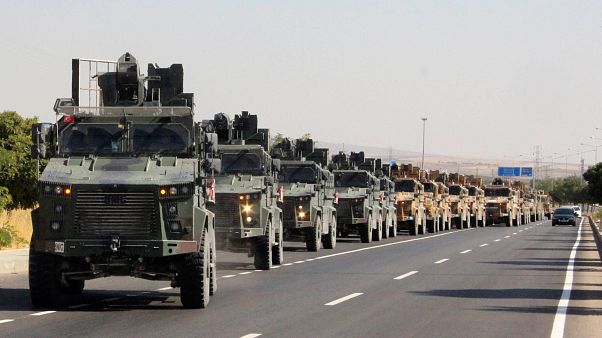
(375, 163, 398, 238)
(425, 170, 451, 231)
(331, 152, 383, 243)
(30, 53, 218, 308)
(445, 174, 471, 229)
(272, 138, 337, 251)
(391, 164, 426, 236)
(484, 179, 519, 226)
(466, 176, 486, 227)
(204, 112, 283, 270)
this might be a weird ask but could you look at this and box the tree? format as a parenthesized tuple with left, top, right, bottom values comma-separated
(583, 163, 602, 203)
(0, 111, 39, 210)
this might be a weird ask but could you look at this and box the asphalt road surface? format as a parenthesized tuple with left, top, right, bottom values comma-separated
(1, 219, 601, 338)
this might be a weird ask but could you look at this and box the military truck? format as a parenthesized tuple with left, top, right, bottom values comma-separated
(204, 112, 284, 270)
(272, 138, 337, 251)
(30, 53, 218, 308)
(391, 164, 427, 235)
(444, 174, 471, 229)
(426, 170, 452, 231)
(484, 179, 519, 226)
(466, 176, 486, 227)
(331, 152, 383, 243)
(376, 163, 398, 238)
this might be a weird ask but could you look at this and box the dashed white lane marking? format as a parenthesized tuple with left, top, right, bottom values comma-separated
(222, 274, 236, 278)
(504, 235, 511, 238)
(0, 319, 15, 324)
(434, 258, 449, 264)
(283, 263, 293, 266)
(394, 271, 419, 280)
(513, 232, 518, 235)
(294, 261, 304, 264)
(519, 230, 524, 232)
(460, 249, 472, 254)
(239, 271, 252, 275)
(157, 287, 172, 291)
(550, 217, 583, 338)
(30, 311, 56, 316)
(68, 304, 90, 309)
(325, 293, 363, 306)
(479, 244, 489, 247)
(494, 239, 501, 242)
(314, 229, 472, 261)
(240, 334, 262, 338)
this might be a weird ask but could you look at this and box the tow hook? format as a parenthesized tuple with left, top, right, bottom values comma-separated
(110, 236, 120, 252)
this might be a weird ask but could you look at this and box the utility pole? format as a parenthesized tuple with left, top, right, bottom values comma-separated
(421, 118, 427, 169)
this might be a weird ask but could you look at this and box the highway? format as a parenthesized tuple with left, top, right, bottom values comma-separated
(0, 219, 601, 338)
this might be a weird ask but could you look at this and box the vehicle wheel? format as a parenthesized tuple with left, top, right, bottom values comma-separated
(62, 279, 85, 295)
(372, 214, 383, 241)
(306, 216, 321, 252)
(29, 251, 66, 308)
(389, 219, 398, 238)
(552, 221, 556, 226)
(272, 221, 284, 265)
(506, 216, 512, 227)
(254, 235, 272, 270)
(180, 228, 210, 309)
(210, 243, 217, 296)
(572, 222, 576, 227)
(322, 216, 337, 249)
(360, 215, 373, 243)
(408, 220, 418, 236)
(382, 213, 389, 239)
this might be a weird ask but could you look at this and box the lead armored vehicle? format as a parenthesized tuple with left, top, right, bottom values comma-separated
(272, 138, 337, 251)
(30, 53, 218, 308)
(331, 152, 382, 243)
(204, 112, 284, 270)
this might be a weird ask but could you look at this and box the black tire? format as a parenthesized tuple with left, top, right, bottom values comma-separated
(180, 229, 210, 309)
(272, 221, 284, 265)
(389, 219, 398, 238)
(360, 216, 372, 243)
(29, 251, 66, 308)
(254, 235, 272, 270)
(62, 280, 85, 295)
(306, 216, 321, 252)
(572, 222, 576, 227)
(372, 214, 383, 241)
(552, 221, 556, 226)
(506, 216, 512, 227)
(322, 216, 337, 249)
(418, 220, 426, 234)
(408, 220, 418, 236)
(427, 220, 436, 233)
(382, 213, 389, 239)
(209, 243, 217, 296)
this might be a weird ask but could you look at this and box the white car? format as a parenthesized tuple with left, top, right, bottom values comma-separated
(572, 206, 582, 218)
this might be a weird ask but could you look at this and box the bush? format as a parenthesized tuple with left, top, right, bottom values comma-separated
(0, 223, 26, 249)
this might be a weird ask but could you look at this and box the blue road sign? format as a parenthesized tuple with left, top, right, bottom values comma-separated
(498, 167, 521, 177)
(520, 167, 533, 177)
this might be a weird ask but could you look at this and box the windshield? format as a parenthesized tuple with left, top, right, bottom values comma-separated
(468, 187, 477, 196)
(221, 152, 263, 174)
(335, 172, 368, 188)
(449, 186, 462, 195)
(485, 188, 511, 197)
(424, 183, 437, 193)
(61, 123, 123, 154)
(279, 165, 317, 183)
(131, 123, 190, 154)
(394, 180, 416, 192)
(555, 208, 574, 215)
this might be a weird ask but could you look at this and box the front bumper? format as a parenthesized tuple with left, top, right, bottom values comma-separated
(31, 238, 198, 257)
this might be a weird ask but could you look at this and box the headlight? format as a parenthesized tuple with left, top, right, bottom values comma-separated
(50, 221, 61, 231)
(243, 205, 253, 213)
(40, 182, 72, 197)
(169, 221, 182, 233)
(240, 193, 261, 201)
(159, 183, 194, 199)
(298, 211, 306, 219)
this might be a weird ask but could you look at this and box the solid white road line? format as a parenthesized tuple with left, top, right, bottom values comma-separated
(519, 230, 524, 232)
(434, 258, 449, 264)
(306, 258, 315, 261)
(315, 229, 472, 261)
(394, 271, 419, 280)
(240, 334, 262, 338)
(460, 249, 472, 254)
(157, 286, 172, 291)
(479, 243, 488, 247)
(283, 263, 293, 266)
(238, 271, 252, 275)
(272, 266, 281, 269)
(550, 217, 583, 338)
(0, 319, 15, 324)
(325, 293, 363, 306)
(222, 274, 236, 278)
(294, 261, 304, 264)
(30, 311, 56, 316)
(254, 270, 262, 272)
(68, 304, 90, 309)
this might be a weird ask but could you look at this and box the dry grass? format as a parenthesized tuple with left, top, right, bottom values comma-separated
(0, 208, 32, 249)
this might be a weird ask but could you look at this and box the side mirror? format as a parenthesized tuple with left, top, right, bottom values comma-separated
(265, 176, 275, 186)
(205, 132, 219, 155)
(30, 123, 53, 159)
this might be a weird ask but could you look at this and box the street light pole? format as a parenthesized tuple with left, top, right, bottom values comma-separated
(421, 117, 427, 169)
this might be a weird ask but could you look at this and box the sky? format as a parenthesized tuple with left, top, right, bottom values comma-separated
(1, 0, 601, 165)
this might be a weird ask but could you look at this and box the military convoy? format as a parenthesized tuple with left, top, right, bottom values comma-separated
(29, 51, 554, 309)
